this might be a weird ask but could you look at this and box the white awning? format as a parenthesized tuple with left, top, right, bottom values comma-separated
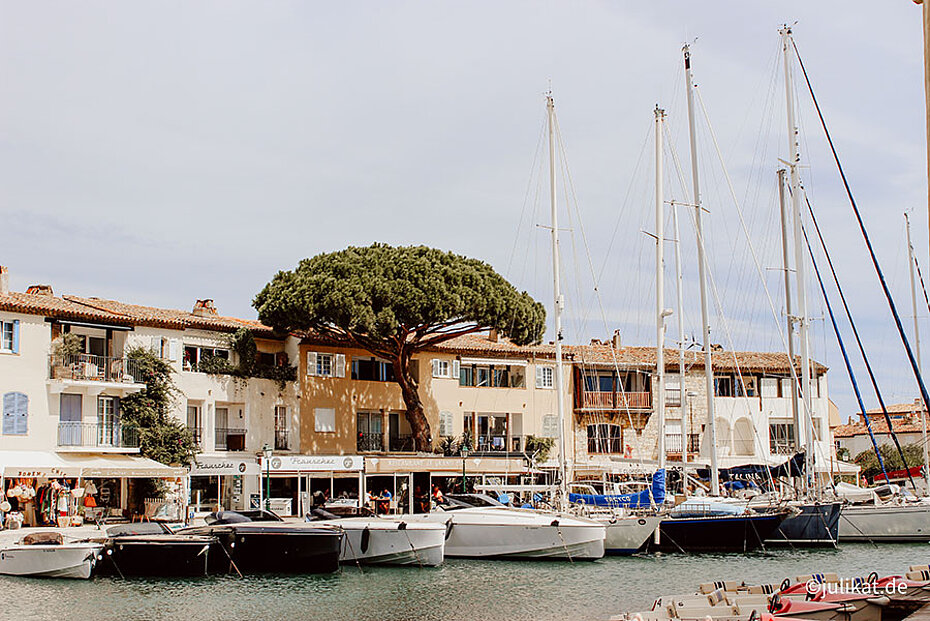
(0, 451, 185, 478)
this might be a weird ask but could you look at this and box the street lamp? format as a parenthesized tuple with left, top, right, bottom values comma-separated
(460, 444, 469, 493)
(262, 443, 273, 512)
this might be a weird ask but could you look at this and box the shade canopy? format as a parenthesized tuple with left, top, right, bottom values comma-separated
(0, 451, 185, 478)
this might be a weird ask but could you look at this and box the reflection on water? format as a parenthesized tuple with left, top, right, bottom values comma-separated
(4, 544, 928, 621)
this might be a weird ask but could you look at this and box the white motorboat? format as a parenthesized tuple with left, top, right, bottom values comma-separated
(305, 516, 446, 566)
(0, 532, 103, 579)
(599, 513, 660, 555)
(397, 494, 605, 560)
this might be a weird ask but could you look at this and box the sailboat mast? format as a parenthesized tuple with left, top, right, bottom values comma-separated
(683, 44, 720, 496)
(777, 168, 801, 473)
(906, 211, 929, 495)
(547, 93, 568, 499)
(673, 203, 688, 465)
(781, 25, 816, 497)
(655, 106, 667, 471)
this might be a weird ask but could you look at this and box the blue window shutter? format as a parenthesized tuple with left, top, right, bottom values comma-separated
(11, 320, 19, 354)
(2, 392, 13, 434)
(2, 392, 27, 435)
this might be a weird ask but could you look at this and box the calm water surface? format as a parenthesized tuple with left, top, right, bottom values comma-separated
(5, 544, 929, 621)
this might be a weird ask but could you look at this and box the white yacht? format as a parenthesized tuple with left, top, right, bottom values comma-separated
(397, 494, 605, 560)
(303, 516, 446, 566)
(0, 532, 103, 579)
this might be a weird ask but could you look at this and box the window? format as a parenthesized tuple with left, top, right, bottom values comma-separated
(587, 424, 622, 454)
(476, 367, 490, 387)
(714, 375, 733, 397)
(536, 365, 554, 389)
(183, 345, 229, 372)
(314, 407, 336, 432)
(97, 396, 120, 446)
(665, 373, 682, 406)
(459, 364, 525, 388)
(736, 376, 757, 397)
(542, 414, 559, 438)
(760, 377, 779, 398)
(2, 392, 27, 435)
(439, 411, 454, 437)
(306, 352, 345, 377)
(459, 366, 474, 386)
(352, 358, 395, 382)
(275, 406, 288, 450)
(0, 320, 19, 353)
(769, 420, 796, 454)
(431, 359, 451, 378)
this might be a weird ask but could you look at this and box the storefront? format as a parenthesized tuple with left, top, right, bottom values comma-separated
(364, 455, 531, 514)
(259, 455, 364, 517)
(0, 450, 186, 528)
(188, 455, 261, 514)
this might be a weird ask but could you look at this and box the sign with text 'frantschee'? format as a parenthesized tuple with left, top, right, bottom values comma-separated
(262, 455, 364, 473)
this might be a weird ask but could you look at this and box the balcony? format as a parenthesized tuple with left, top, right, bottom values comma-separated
(665, 433, 701, 455)
(389, 434, 414, 452)
(49, 354, 145, 385)
(57, 422, 140, 450)
(577, 391, 652, 411)
(215, 427, 246, 451)
(189, 427, 203, 449)
(275, 429, 289, 451)
(357, 433, 383, 452)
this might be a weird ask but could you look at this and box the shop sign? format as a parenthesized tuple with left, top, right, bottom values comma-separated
(262, 455, 364, 473)
(365, 456, 527, 474)
(190, 457, 260, 476)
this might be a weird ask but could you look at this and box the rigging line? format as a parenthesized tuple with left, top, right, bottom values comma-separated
(803, 192, 918, 491)
(803, 222, 889, 483)
(915, 255, 930, 319)
(692, 83, 816, 445)
(506, 111, 548, 280)
(551, 105, 648, 463)
(792, 37, 930, 462)
(682, 203, 777, 491)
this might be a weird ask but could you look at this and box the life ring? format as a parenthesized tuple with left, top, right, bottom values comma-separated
(867, 571, 878, 584)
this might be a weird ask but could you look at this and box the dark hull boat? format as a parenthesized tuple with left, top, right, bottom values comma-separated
(97, 523, 220, 578)
(180, 510, 343, 575)
(643, 510, 790, 553)
(765, 501, 841, 547)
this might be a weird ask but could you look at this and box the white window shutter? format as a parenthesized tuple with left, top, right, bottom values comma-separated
(307, 352, 318, 376)
(168, 339, 180, 362)
(535, 366, 544, 388)
(149, 336, 161, 356)
(335, 353, 346, 378)
(432, 359, 440, 378)
(452, 360, 460, 380)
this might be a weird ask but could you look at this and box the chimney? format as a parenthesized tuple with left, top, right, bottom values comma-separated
(192, 299, 218, 317)
(0, 266, 8, 295)
(488, 328, 499, 343)
(611, 329, 621, 350)
(26, 284, 53, 296)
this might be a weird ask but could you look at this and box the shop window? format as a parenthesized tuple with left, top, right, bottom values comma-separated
(2, 391, 27, 435)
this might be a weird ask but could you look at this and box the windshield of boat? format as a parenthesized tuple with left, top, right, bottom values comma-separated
(442, 494, 505, 509)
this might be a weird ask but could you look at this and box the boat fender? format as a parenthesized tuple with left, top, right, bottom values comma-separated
(550, 519, 559, 527)
(805, 589, 816, 602)
(866, 597, 890, 607)
(398, 522, 407, 530)
(768, 594, 781, 613)
(780, 578, 791, 592)
(867, 571, 879, 584)
(361, 527, 371, 554)
(444, 519, 454, 540)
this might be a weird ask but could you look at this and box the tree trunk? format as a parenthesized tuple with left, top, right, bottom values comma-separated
(393, 356, 432, 452)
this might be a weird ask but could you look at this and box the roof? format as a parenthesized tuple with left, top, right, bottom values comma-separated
(833, 417, 927, 438)
(301, 331, 825, 374)
(0, 290, 275, 336)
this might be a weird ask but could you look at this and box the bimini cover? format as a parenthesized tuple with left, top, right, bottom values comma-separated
(668, 498, 747, 518)
(568, 469, 665, 508)
(834, 482, 877, 504)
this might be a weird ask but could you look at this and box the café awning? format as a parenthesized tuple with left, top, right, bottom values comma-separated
(0, 451, 185, 478)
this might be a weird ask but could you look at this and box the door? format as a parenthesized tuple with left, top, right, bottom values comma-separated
(59, 393, 83, 446)
(97, 396, 120, 446)
(215, 407, 229, 450)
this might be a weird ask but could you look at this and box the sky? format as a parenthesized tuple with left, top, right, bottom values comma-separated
(0, 2, 926, 422)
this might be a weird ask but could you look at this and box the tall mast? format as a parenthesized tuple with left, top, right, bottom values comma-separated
(906, 211, 929, 495)
(655, 105, 667, 471)
(683, 44, 719, 496)
(672, 203, 687, 465)
(781, 25, 815, 496)
(547, 93, 568, 501)
(777, 168, 801, 470)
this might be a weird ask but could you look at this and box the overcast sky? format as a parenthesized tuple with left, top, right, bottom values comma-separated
(1, 2, 926, 421)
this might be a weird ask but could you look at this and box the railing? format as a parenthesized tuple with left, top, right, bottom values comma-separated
(215, 427, 246, 451)
(389, 434, 414, 452)
(49, 354, 145, 384)
(357, 433, 383, 452)
(770, 441, 796, 455)
(58, 422, 139, 449)
(475, 435, 520, 452)
(189, 427, 203, 449)
(579, 391, 652, 410)
(275, 429, 289, 451)
(665, 433, 701, 454)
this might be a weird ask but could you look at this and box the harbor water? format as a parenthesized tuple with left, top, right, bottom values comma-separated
(4, 543, 929, 621)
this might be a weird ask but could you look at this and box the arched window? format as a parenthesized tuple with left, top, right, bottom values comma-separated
(733, 417, 755, 456)
(2, 392, 28, 435)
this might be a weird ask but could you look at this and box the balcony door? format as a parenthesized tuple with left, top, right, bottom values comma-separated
(97, 396, 120, 446)
(357, 412, 382, 451)
(215, 407, 229, 450)
(59, 393, 83, 446)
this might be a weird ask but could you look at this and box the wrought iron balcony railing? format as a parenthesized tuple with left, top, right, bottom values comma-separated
(58, 422, 139, 449)
(49, 354, 145, 384)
